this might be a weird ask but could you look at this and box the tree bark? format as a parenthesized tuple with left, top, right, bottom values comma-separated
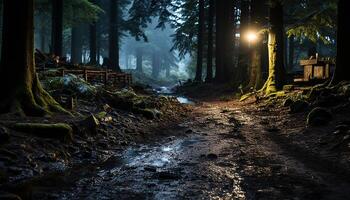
(261, 0, 286, 94)
(89, 22, 97, 65)
(332, 0, 350, 83)
(71, 25, 84, 64)
(51, 0, 63, 57)
(215, 0, 235, 83)
(0, 0, 66, 116)
(152, 53, 161, 79)
(136, 48, 143, 73)
(195, 0, 205, 82)
(108, 0, 121, 72)
(288, 35, 295, 71)
(206, 0, 215, 83)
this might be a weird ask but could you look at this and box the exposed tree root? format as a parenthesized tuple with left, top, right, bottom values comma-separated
(0, 74, 69, 117)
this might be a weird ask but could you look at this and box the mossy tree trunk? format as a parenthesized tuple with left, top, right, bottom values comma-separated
(195, 0, 205, 82)
(331, 0, 350, 84)
(261, 0, 286, 94)
(0, 0, 66, 116)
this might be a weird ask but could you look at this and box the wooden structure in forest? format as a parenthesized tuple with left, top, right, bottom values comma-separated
(35, 49, 132, 86)
(60, 69, 133, 86)
(299, 58, 335, 82)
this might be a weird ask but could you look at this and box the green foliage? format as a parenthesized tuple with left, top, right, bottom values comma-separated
(285, 0, 337, 44)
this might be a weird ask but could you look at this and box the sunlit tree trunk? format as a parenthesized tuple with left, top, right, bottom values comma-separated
(244, 0, 266, 91)
(0, 0, 65, 116)
(109, 0, 121, 71)
(261, 0, 285, 94)
(206, 0, 215, 83)
(51, 0, 63, 57)
(195, 0, 205, 82)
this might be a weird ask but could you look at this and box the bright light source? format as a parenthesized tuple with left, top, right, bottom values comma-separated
(245, 31, 258, 43)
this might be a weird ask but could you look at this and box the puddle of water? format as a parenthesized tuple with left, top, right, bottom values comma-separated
(124, 139, 184, 168)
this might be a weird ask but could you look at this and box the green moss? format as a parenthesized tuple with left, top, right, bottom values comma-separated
(12, 123, 73, 142)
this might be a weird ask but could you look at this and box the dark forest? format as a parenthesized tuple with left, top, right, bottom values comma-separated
(0, 0, 350, 199)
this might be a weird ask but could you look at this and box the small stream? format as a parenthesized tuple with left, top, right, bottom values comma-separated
(155, 86, 195, 105)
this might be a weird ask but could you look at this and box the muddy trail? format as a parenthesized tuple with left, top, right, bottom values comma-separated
(32, 101, 350, 200)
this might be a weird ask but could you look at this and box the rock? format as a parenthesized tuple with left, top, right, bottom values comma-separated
(185, 129, 193, 134)
(144, 166, 157, 172)
(338, 84, 350, 97)
(12, 123, 73, 142)
(307, 107, 333, 126)
(134, 108, 161, 120)
(74, 114, 100, 136)
(0, 126, 10, 144)
(207, 153, 218, 160)
(290, 100, 309, 113)
(313, 94, 345, 107)
(155, 171, 180, 180)
(43, 74, 97, 97)
(0, 194, 22, 200)
(282, 98, 294, 107)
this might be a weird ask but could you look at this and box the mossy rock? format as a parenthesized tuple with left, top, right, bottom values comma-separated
(133, 108, 161, 120)
(73, 114, 100, 136)
(12, 123, 73, 142)
(307, 107, 333, 126)
(338, 84, 350, 97)
(290, 100, 309, 113)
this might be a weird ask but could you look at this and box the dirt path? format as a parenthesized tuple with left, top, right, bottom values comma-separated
(33, 100, 350, 200)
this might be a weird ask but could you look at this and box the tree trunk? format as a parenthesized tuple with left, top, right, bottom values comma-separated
(51, 0, 63, 57)
(261, 0, 286, 94)
(89, 22, 97, 65)
(332, 0, 350, 83)
(136, 48, 143, 73)
(288, 35, 295, 71)
(215, 0, 235, 83)
(206, 0, 214, 83)
(195, 0, 205, 82)
(152, 53, 161, 79)
(71, 25, 84, 64)
(0, 0, 66, 116)
(244, 0, 267, 91)
(108, 0, 121, 71)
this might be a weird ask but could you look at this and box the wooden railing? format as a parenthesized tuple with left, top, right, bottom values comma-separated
(59, 69, 132, 86)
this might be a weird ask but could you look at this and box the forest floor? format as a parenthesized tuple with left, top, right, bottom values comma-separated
(1, 81, 350, 199)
